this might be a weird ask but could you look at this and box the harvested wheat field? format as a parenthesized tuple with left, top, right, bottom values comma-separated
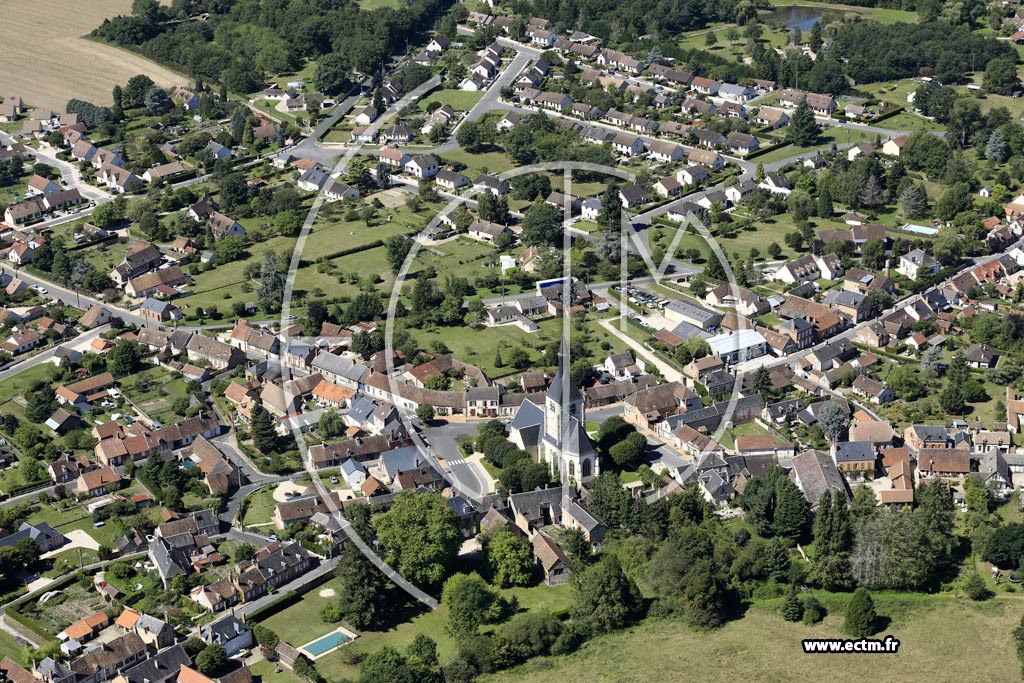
(0, 0, 182, 112)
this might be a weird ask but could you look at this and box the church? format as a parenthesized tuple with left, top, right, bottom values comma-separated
(509, 341, 600, 484)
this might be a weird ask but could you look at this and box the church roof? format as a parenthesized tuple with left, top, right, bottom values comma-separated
(561, 416, 596, 457)
(546, 338, 583, 405)
(510, 398, 544, 430)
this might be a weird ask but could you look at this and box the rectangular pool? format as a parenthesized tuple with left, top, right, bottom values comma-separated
(301, 630, 352, 658)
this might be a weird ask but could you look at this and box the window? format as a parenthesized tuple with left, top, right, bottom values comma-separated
(581, 459, 592, 478)
(568, 461, 575, 478)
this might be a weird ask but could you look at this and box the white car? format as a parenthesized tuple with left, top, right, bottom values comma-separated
(30, 285, 47, 294)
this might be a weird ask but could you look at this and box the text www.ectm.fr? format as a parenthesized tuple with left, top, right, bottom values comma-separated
(802, 637, 900, 653)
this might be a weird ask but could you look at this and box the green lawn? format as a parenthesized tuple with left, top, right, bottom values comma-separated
(411, 314, 628, 378)
(440, 148, 516, 175)
(359, 0, 404, 8)
(119, 365, 190, 426)
(716, 421, 770, 450)
(241, 485, 279, 528)
(0, 362, 57, 425)
(260, 578, 573, 681)
(184, 234, 298, 317)
(0, 629, 30, 665)
(422, 90, 486, 112)
(485, 595, 1021, 683)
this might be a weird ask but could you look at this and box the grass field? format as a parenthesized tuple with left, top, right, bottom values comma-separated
(422, 89, 486, 112)
(485, 596, 1022, 683)
(440, 148, 516, 175)
(261, 579, 573, 681)
(0, 1, 182, 111)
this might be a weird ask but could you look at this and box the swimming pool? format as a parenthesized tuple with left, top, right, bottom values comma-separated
(300, 629, 354, 658)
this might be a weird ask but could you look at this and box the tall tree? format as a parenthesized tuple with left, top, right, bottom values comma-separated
(250, 402, 277, 454)
(571, 555, 642, 634)
(786, 100, 819, 147)
(485, 530, 533, 587)
(373, 491, 462, 586)
(843, 587, 877, 637)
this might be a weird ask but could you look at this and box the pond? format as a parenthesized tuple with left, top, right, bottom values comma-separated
(762, 5, 848, 30)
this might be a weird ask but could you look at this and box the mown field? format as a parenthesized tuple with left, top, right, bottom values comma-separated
(0, 0, 181, 111)
(485, 596, 1024, 683)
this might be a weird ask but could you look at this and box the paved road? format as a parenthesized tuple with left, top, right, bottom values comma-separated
(420, 420, 489, 496)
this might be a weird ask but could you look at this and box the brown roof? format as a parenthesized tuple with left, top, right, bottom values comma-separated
(531, 531, 568, 571)
(918, 447, 970, 474)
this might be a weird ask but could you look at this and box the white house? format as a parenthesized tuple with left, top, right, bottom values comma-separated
(897, 248, 940, 280)
(404, 155, 439, 179)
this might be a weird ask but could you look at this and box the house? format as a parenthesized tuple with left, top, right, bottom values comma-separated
(611, 132, 645, 157)
(663, 299, 722, 330)
(125, 266, 187, 298)
(467, 220, 511, 243)
(186, 334, 245, 370)
(234, 541, 313, 600)
(677, 164, 709, 186)
(654, 176, 682, 198)
(882, 135, 909, 157)
(725, 132, 759, 156)
(200, 616, 252, 657)
(847, 142, 876, 162)
(0, 522, 65, 553)
(759, 173, 792, 196)
(963, 343, 998, 369)
(296, 168, 330, 192)
(790, 449, 849, 509)
(917, 448, 971, 478)
(110, 241, 164, 285)
(383, 125, 413, 144)
(772, 254, 820, 284)
(851, 375, 894, 404)
(532, 531, 570, 585)
(648, 140, 684, 163)
(687, 148, 724, 170)
(623, 382, 702, 430)
(897, 248, 939, 280)
(619, 185, 648, 208)
(474, 173, 510, 195)
(4, 199, 44, 226)
(354, 106, 378, 126)
(435, 169, 470, 191)
(404, 155, 439, 179)
(706, 284, 768, 316)
(754, 106, 789, 129)
(143, 162, 187, 183)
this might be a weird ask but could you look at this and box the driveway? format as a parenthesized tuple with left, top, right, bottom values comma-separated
(41, 528, 99, 559)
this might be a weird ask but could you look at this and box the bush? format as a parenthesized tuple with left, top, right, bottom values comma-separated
(801, 596, 825, 625)
(963, 572, 991, 601)
(781, 586, 804, 622)
(320, 602, 342, 622)
(843, 587, 876, 637)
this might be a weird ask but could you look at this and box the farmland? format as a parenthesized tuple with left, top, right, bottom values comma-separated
(0, 0, 182, 111)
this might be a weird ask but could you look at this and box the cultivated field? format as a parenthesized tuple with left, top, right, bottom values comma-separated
(0, 0, 181, 111)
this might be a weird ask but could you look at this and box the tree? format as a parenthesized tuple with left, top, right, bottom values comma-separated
(608, 431, 646, 471)
(571, 555, 642, 634)
(817, 401, 849, 442)
(786, 100, 819, 147)
(860, 237, 886, 270)
(984, 57, 1020, 96)
(843, 588, 877, 637)
(442, 572, 500, 640)
(810, 490, 853, 590)
(520, 201, 562, 247)
(986, 129, 1009, 164)
(773, 475, 811, 542)
(385, 234, 411, 275)
(144, 86, 169, 114)
(940, 382, 965, 415)
(25, 386, 57, 423)
(782, 585, 804, 622)
(335, 545, 386, 630)
(485, 529, 534, 588)
(124, 74, 155, 108)
(195, 644, 227, 676)
(358, 647, 415, 683)
(256, 253, 284, 313)
(315, 53, 351, 95)
(373, 491, 462, 586)
(898, 182, 928, 218)
(107, 340, 142, 377)
(802, 596, 825, 625)
(416, 404, 435, 424)
(250, 402, 277, 454)
(752, 366, 773, 400)
(963, 572, 990, 601)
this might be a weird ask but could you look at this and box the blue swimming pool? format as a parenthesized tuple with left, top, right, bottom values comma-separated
(302, 630, 351, 656)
